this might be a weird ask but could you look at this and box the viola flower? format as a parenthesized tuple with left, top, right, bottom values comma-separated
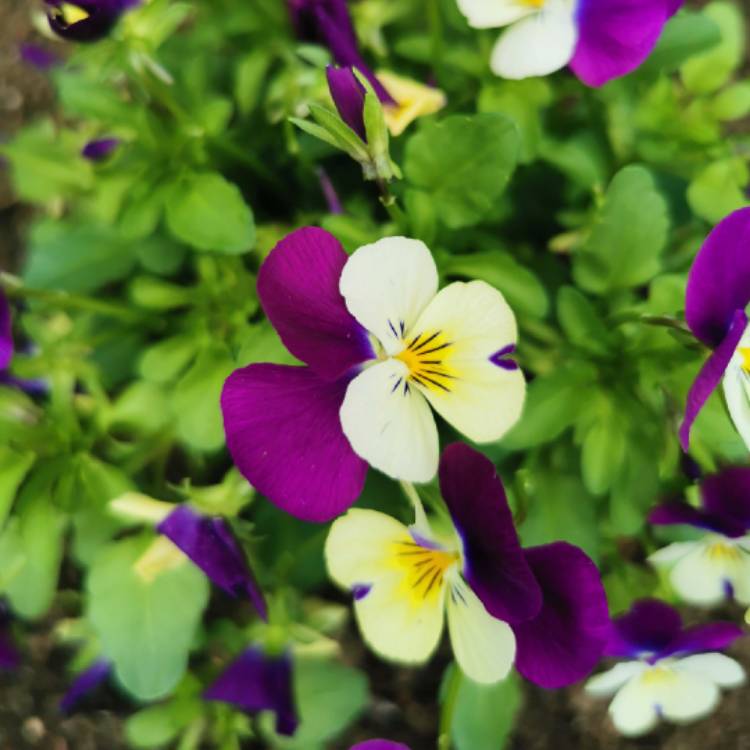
(81, 137, 120, 161)
(157, 505, 267, 620)
(325, 443, 609, 686)
(45, 0, 140, 43)
(288, 0, 393, 103)
(648, 468, 750, 607)
(204, 646, 298, 736)
(221, 228, 526, 522)
(326, 65, 368, 140)
(679, 208, 750, 452)
(456, 0, 683, 86)
(586, 599, 745, 737)
(60, 660, 112, 713)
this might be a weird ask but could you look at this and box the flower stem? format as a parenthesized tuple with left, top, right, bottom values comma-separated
(376, 179, 407, 228)
(438, 664, 462, 750)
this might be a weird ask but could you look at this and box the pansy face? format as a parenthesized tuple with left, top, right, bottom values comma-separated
(339, 237, 526, 482)
(46, 0, 139, 42)
(722, 324, 750, 452)
(456, 0, 683, 86)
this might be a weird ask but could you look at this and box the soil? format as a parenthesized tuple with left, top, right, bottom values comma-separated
(2, 1, 750, 749)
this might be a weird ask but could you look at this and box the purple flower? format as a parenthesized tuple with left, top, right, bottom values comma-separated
(587, 599, 745, 736)
(457, 0, 683, 86)
(350, 742, 410, 750)
(81, 137, 121, 161)
(221, 229, 525, 522)
(326, 66, 367, 140)
(0, 290, 12, 372)
(45, 0, 140, 43)
(204, 647, 298, 736)
(287, 0, 392, 102)
(157, 505, 267, 620)
(678, 208, 750, 451)
(326, 443, 610, 687)
(60, 660, 112, 713)
(648, 468, 750, 607)
(19, 44, 59, 71)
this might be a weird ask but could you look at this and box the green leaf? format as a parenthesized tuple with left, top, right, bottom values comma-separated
(125, 700, 199, 749)
(140, 335, 200, 385)
(171, 344, 235, 452)
(573, 166, 669, 294)
(449, 667, 522, 750)
(87, 535, 209, 700)
(259, 657, 368, 749)
(681, 2, 745, 95)
(579, 399, 627, 496)
(404, 113, 519, 229)
(235, 51, 272, 115)
(0, 447, 35, 527)
(687, 159, 749, 224)
(442, 251, 548, 319)
(165, 172, 255, 254)
(556, 287, 612, 355)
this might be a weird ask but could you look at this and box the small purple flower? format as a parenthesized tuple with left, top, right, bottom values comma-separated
(19, 44, 59, 71)
(648, 468, 750, 607)
(326, 66, 367, 140)
(287, 0, 393, 102)
(60, 660, 112, 713)
(679, 208, 750, 451)
(81, 137, 120, 161)
(45, 0, 140, 43)
(204, 646, 298, 736)
(587, 599, 745, 736)
(157, 505, 267, 620)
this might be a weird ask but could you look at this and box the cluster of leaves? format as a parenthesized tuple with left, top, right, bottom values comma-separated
(0, 0, 748, 747)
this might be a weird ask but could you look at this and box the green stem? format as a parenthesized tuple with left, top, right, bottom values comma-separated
(438, 665, 462, 750)
(0, 272, 151, 325)
(610, 311, 696, 338)
(428, 0, 444, 80)
(376, 179, 407, 227)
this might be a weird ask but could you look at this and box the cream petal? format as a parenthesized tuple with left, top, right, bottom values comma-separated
(340, 359, 439, 482)
(677, 653, 746, 689)
(445, 574, 516, 684)
(339, 237, 438, 356)
(657, 667, 720, 724)
(667, 540, 742, 607)
(585, 662, 648, 698)
(608, 675, 660, 737)
(456, 0, 536, 29)
(405, 280, 525, 443)
(722, 357, 750, 452)
(490, 0, 578, 80)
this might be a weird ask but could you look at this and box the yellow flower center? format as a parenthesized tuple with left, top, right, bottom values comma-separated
(56, 3, 90, 25)
(641, 665, 676, 686)
(705, 541, 742, 563)
(520, 0, 546, 7)
(739, 347, 750, 374)
(390, 539, 459, 605)
(394, 331, 455, 394)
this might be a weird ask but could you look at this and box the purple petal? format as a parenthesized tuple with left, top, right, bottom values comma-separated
(350, 742, 410, 750)
(326, 66, 367, 140)
(605, 599, 682, 659)
(157, 506, 267, 620)
(667, 0, 684, 16)
(45, 0, 139, 42)
(700, 467, 750, 535)
(317, 167, 344, 215)
(19, 44, 59, 70)
(685, 208, 750, 348)
(258, 227, 374, 381)
(0, 290, 13, 371)
(60, 660, 111, 714)
(662, 622, 744, 659)
(679, 309, 747, 451)
(439, 443, 541, 624)
(81, 137, 120, 161)
(571, 0, 674, 87)
(511, 542, 610, 689)
(0, 630, 20, 671)
(648, 501, 745, 538)
(221, 363, 368, 522)
(204, 647, 298, 736)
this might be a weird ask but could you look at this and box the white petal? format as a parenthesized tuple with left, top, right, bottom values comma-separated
(722, 358, 750, 452)
(648, 541, 700, 567)
(585, 662, 648, 698)
(657, 668, 720, 724)
(325, 509, 449, 665)
(340, 359, 439, 482)
(446, 574, 516, 684)
(667, 540, 739, 607)
(677, 653, 746, 689)
(456, 0, 536, 29)
(490, 0, 577, 80)
(339, 237, 438, 356)
(608, 677, 660, 737)
(406, 280, 525, 443)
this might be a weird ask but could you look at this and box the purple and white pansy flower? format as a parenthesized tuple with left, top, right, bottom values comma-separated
(456, 0, 683, 86)
(648, 468, 750, 608)
(221, 228, 526, 522)
(325, 443, 609, 686)
(45, 0, 140, 42)
(679, 208, 750, 453)
(586, 599, 745, 737)
(204, 646, 298, 737)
